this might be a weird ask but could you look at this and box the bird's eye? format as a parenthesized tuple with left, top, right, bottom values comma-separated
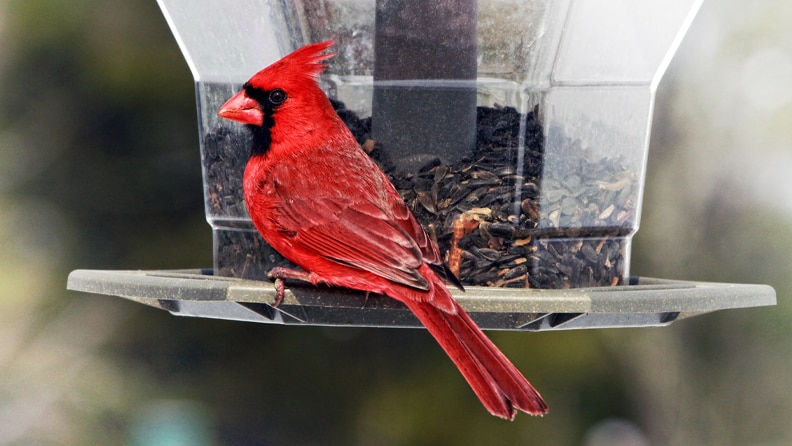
(268, 89, 287, 105)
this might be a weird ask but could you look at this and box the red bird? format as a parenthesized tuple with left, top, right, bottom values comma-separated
(218, 41, 547, 419)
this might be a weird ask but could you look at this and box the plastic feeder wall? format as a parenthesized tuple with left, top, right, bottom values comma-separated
(157, 0, 703, 289)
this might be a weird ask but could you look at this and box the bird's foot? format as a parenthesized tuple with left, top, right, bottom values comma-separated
(361, 291, 371, 310)
(267, 266, 312, 307)
(272, 278, 286, 307)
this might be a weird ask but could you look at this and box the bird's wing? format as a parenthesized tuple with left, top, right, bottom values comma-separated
(276, 187, 432, 291)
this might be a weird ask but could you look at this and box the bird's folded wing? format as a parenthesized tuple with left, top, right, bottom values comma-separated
(277, 193, 432, 291)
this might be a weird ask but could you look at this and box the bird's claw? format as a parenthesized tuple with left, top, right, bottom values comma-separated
(272, 277, 286, 307)
(268, 266, 313, 307)
(360, 290, 371, 310)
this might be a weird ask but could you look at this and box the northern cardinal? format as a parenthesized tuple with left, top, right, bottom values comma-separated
(218, 41, 548, 419)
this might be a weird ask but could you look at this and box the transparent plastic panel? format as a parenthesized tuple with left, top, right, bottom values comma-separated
(197, 81, 251, 226)
(477, 0, 570, 86)
(540, 86, 652, 234)
(553, 0, 703, 85)
(156, 0, 294, 82)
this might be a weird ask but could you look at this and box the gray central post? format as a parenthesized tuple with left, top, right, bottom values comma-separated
(372, 0, 478, 169)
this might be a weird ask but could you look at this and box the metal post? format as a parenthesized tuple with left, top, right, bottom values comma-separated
(372, 0, 478, 168)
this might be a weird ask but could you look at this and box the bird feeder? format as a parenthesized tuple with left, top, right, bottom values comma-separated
(68, 0, 775, 330)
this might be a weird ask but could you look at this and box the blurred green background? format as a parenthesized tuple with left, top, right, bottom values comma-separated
(1, 0, 790, 444)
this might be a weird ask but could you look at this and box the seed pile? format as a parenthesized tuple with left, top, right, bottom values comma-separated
(202, 126, 250, 222)
(202, 99, 637, 288)
(334, 100, 635, 288)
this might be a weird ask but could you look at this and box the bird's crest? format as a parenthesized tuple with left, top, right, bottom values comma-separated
(248, 40, 335, 87)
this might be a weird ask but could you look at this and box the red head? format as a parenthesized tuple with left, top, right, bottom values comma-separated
(217, 41, 342, 153)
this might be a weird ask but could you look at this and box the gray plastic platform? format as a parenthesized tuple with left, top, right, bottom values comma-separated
(66, 269, 776, 331)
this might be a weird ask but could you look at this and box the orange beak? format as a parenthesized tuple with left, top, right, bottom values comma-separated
(218, 91, 264, 126)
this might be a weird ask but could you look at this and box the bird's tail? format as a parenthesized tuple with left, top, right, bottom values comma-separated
(400, 265, 548, 420)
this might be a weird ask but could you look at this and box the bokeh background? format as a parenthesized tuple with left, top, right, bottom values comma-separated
(1, 0, 790, 444)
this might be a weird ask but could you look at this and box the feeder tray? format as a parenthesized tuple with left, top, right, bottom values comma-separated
(67, 269, 775, 331)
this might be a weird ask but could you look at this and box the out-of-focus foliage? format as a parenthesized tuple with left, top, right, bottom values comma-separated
(0, 0, 790, 445)
(627, 3, 792, 444)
